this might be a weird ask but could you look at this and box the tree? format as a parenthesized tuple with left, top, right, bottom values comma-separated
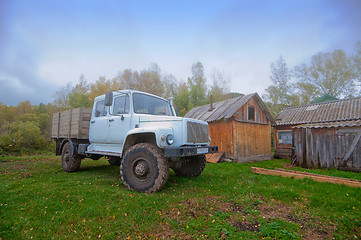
(188, 62, 207, 107)
(263, 56, 299, 116)
(88, 76, 112, 102)
(352, 41, 361, 94)
(208, 68, 230, 102)
(294, 50, 357, 102)
(138, 63, 166, 97)
(174, 81, 190, 116)
(17, 101, 34, 114)
(53, 82, 72, 110)
(163, 73, 178, 99)
(67, 74, 92, 108)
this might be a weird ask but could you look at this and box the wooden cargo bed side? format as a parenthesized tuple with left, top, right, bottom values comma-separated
(51, 112, 61, 138)
(51, 107, 91, 139)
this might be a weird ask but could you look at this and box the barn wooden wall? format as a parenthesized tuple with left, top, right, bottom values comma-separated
(294, 127, 361, 170)
(233, 121, 271, 161)
(209, 119, 272, 161)
(209, 119, 234, 158)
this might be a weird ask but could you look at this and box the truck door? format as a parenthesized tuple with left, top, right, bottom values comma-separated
(89, 100, 108, 143)
(108, 94, 131, 147)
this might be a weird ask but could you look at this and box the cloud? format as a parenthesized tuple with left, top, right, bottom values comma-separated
(0, 32, 58, 106)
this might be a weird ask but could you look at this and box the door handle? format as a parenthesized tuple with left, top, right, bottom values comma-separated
(91, 121, 95, 124)
(109, 119, 114, 122)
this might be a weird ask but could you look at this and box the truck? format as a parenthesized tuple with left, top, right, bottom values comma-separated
(51, 90, 218, 193)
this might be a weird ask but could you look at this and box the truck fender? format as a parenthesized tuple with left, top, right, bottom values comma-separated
(60, 139, 74, 158)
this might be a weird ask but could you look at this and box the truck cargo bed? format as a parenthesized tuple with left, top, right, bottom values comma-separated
(51, 107, 91, 139)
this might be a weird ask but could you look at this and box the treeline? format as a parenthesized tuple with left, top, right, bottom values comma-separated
(0, 62, 232, 155)
(53, 62, 233, 116)
(0, 101, 58, 155)
(263, 41, 361, 116)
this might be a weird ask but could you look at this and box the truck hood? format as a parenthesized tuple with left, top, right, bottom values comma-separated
(137, 114, 206, 125)
(137, 114, 184, 122)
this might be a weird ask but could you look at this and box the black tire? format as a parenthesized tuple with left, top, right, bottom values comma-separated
(120, 143, 169, 193)
(61, 142, 81, 172)
(172, 155, 206, 177)
(108, 157, 121, 166)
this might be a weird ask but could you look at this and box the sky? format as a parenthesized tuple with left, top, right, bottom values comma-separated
(1, 0, 361, 106)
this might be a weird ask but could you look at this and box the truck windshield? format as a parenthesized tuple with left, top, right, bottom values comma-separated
(133, 93, 173, 116)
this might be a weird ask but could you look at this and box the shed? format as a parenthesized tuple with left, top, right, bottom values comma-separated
(185, 93, 274, 163)
(273, 97, 361, 170)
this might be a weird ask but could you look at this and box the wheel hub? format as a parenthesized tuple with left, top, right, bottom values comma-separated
(134, 162, 148, 176)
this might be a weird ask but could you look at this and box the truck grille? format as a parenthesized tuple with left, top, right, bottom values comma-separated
(187, 121, 210, 143)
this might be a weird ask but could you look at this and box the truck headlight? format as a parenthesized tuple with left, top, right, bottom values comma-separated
(166, 134, 174, 145)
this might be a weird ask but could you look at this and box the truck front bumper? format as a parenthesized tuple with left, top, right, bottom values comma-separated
(164, 146, 218, 157)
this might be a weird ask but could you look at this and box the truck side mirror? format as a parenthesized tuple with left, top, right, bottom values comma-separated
(105, 92, 113, 106)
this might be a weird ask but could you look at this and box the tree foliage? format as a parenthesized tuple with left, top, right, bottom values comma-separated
(208, 68, 231, 102)
(263, 56, 299, 116)
(294, 50, 357, 102)
(0, 102, 55, 155)
(188, 62, 208, 107)
(352, 41, 361, 93)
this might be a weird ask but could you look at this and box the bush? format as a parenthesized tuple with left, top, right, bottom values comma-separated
(0, 120, 51, 155)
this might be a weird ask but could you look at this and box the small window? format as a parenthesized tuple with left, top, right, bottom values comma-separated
(95, 100, 107, 117)
(113, 95, 130, 114)
(248, 106, 255, 121)
(279, 131, 292, 144)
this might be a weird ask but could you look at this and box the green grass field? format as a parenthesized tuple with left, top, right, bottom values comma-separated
(1, 155, 360, 239)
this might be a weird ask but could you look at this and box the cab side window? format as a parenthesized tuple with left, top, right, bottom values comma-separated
(114, 95, 130, 114)
(95, 100, 107, 117)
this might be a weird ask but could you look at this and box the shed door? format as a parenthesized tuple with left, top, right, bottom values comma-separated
(336, 127, 361, 169)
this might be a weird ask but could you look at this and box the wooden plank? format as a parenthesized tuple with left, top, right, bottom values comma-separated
(209, 120, 233, 158)
(342, 132, 361, 166)
(206, 152, 224, 163)
(251, 167, 361, 188)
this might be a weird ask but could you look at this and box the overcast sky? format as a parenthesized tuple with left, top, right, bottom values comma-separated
(1, 0, 361, 106)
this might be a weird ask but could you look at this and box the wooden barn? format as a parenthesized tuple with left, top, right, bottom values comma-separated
(273, 97, 361, 170)
(185, 93, 274, 163)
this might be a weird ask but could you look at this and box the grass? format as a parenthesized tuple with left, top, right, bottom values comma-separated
(1, 156, 360, 239)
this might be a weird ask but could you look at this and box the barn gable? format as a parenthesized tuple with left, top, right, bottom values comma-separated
(186, 93, 273, 124)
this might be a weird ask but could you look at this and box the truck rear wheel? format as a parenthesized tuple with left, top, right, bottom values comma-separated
(172, 155, 206, 177)
(120, 143, 169, 193)
(61, 142, 82, 172)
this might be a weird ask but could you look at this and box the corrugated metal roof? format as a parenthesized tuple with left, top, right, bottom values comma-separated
(274, 96, 361, 126)
(293, 120, 361, 129)
(185, 93, 273, 123)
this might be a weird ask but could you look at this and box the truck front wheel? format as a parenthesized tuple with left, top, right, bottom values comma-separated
(172, 155, 206, 177)
(120, 143, 169, 193)
(61, 142, 82, 172)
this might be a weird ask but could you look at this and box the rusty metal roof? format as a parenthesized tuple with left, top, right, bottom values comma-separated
(185, 93, 273, 123)
(274, 96, 361, 126)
